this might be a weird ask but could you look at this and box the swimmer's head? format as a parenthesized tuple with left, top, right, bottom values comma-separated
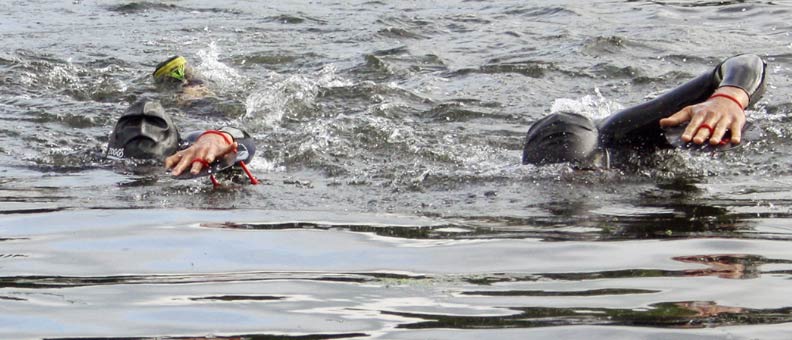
(153, 56, 191, 84)
(106, 99, 180, 160)
(522, 111, 608, 168)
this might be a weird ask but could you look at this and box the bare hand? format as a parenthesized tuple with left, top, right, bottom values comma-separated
(165, 132, 236, 176)
(659, 86, 749, 145)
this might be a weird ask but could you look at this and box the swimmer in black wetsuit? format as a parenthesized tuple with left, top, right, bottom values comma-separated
(105, 99, 258, 185)
(522, 54, 767, 169)
(105, 56, 259, 185)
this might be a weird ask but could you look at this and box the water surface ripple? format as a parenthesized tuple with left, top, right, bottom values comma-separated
(1, 1, 792, 339)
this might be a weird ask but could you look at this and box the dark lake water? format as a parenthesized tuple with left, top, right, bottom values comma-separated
(2, 1, 792, 339)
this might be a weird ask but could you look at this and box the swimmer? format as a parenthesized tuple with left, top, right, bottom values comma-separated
(522, 54, 766, 169)
(105, 99, 259, 186)
(106, 55, 256, 186)
(152, 55, 214, 103)
(152, 55, 246, 117)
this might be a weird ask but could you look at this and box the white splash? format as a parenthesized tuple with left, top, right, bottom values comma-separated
(244, 64, 351, 128)
(194, 42, 247, 92)
(549, 87, 624, 120)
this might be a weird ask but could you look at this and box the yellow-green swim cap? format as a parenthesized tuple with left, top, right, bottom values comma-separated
(153, 56, 187, 81)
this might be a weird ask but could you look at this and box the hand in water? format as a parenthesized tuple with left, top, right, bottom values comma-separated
(165, 132, 236, 176)
(659, 86, 749, 145)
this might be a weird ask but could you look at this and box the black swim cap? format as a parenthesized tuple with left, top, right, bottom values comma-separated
(106, 100, 180, 160)
(522, 112, 600, 166)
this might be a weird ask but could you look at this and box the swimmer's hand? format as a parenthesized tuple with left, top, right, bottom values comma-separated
(165, 131, 237, 177)
(659, 86, 749, 145)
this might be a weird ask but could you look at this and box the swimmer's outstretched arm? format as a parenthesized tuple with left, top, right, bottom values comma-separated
(598, 54, 766, 148)
(660, 54, 766, 145)
(165, 127, 255, 177)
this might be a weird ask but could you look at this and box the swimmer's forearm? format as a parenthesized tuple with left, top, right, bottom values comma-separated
(165, 132, 237, 176)
(218, 127, 256, 164)
(658, 55, 765, 146)
(711, 86, 749, 110)
(599, 54, 764, 147)
(179, 127, 256, 163)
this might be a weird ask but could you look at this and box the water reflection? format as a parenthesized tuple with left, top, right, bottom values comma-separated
(205, 197, 766, 242)
(461, 254, 792, 284)
(672, 254, 777, 280)
(2, 0, 791, 338)
(50, 334, 367, 340)
(385, 301, 792, 330)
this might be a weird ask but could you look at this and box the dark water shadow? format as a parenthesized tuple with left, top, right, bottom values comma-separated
(384, 301, 792, 329)
(106, 2, 242, 14)
(47, 333, 367, 340)
(189, 295, 284, 302)
(0, 271, 430, 289)
(4, 254, 785, 291)
(437, 178, 791, 242)
(463, 253, 792, 285)
(200, 203, 792, 242)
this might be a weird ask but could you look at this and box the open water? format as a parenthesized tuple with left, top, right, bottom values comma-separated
(2, 1, 792, 339)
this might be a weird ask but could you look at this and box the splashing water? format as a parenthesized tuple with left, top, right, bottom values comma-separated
(549, 88, 625, 120)
(194, 42, 248, 94)
(244, 64, 351, 128)
(4, 2, 792, 339)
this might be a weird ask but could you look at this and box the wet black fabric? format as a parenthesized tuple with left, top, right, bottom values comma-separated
(522, 54, 767, 166)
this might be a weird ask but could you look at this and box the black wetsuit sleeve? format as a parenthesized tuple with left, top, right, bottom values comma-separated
(180, 127, 256, 164)
(598, 54, 767, 149)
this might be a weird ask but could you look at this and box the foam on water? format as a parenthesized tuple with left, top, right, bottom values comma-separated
(549, 88, 625, 121)
(194, 42, 248, 94)
(2, 0, 792, 338)
(244, 64, 350, 128)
